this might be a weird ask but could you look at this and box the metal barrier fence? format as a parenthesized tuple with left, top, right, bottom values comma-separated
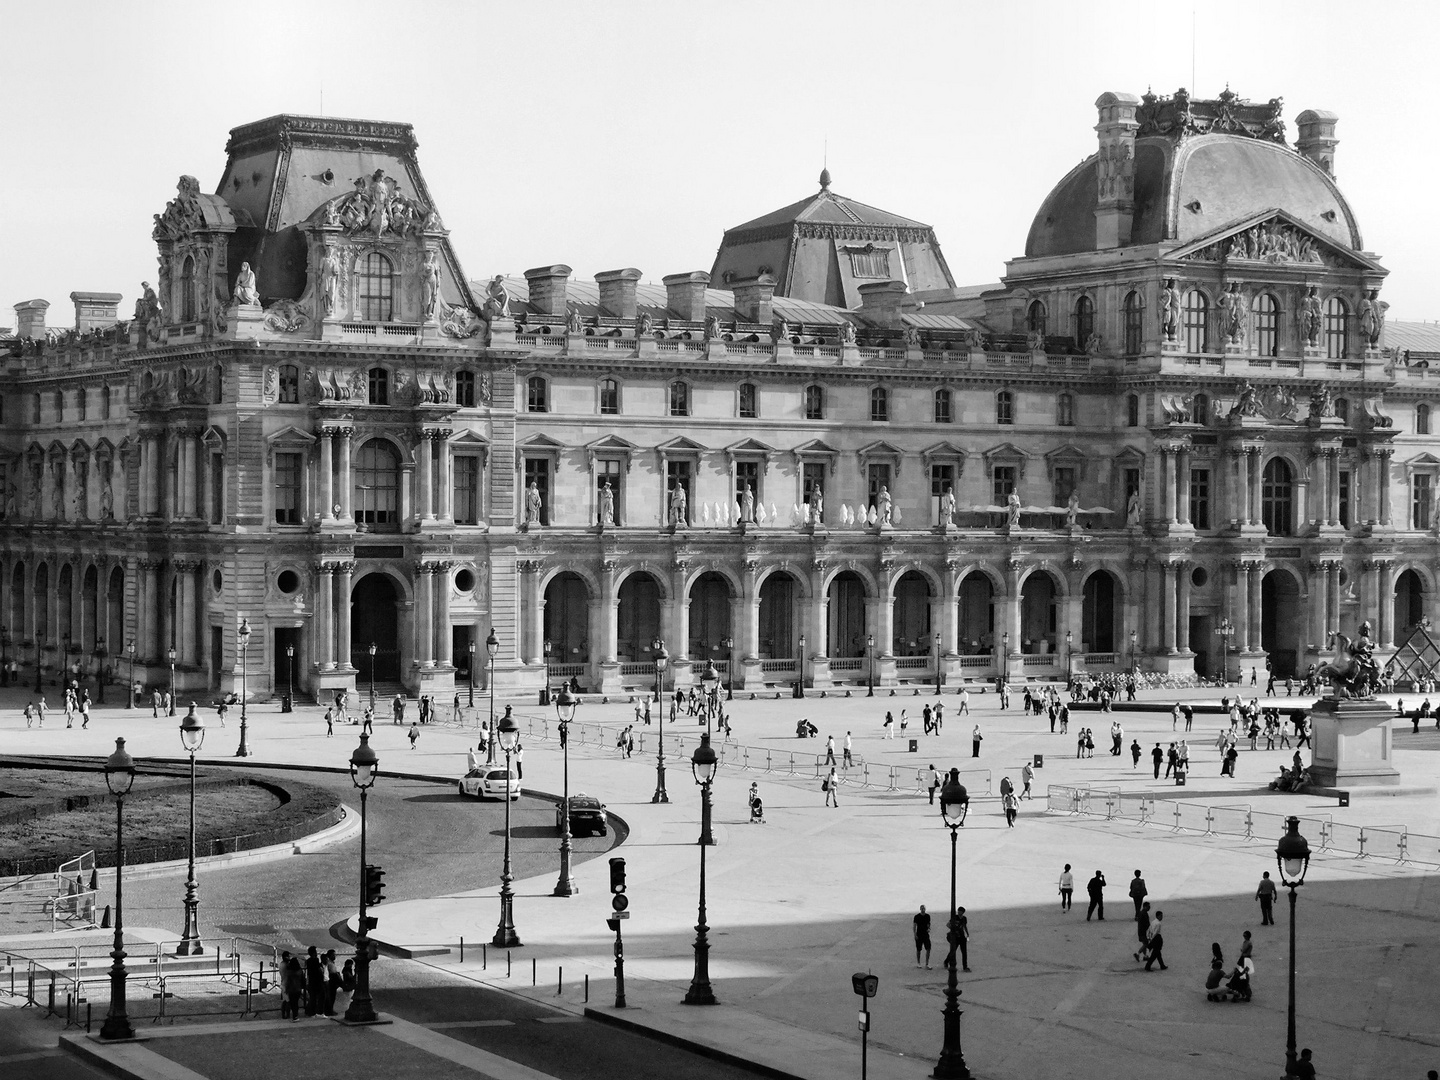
(1043, 784, 1440, 867)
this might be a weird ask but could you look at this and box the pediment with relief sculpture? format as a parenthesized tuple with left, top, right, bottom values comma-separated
(1173, 210, 1382, 271)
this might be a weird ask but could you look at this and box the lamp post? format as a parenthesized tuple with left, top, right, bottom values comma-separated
(235, 618, 251, 757)
(1129, 628, 1138, 675)
(683, 732, 719, 1005)
(542, 639, 553, 706)
(934, 631, 943, 695)
(553, 686, 579, 897)
(722, 635, 734, 701)
(126, 640, 136, 709)
(1065, 629, 1074, 686)
(367, 641, 377, 710)
(866, 633, 875, 697)
(167, 646, 176, 716)
(794, 632, 806, 699)
(1277, 816, 1311, 1078)
(492, 709, 522, 948)
(176, 705, 205, 955)
(346, 734, 380, 1023)
(100, 738, 136, 1041)
(467, 640, 476, 708)
(1215, 618, 1234, 686)
(95, 636, 106, 705)
(485, 628, 499, 763)
(286, 643, 295, 712)
(933, 767, 972, 1079)
(1001, 631, 1009, 685)
(652, 641, 670, 804)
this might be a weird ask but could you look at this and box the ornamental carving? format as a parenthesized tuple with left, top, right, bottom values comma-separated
(330, 170, 432, 238)
(1192, 221, 1328, 265)
(176, 365, 208, 405)
(152, 176, 206, 241)
(440, 305, 484, 339)
(263, 299, 311, 334)
(1136, 87, 1286, 143)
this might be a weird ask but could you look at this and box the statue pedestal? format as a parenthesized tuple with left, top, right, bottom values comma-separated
(1308, 697, 1400, 787)
(229, 303, 264, 339)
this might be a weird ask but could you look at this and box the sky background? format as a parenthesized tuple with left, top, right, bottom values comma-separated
(3, 0, 1438, 327)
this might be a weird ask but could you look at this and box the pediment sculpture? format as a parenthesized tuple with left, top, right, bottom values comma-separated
(153, 175, 205, 241)
(1191, 220, 1331, 266)
(332, 170, 431, 238)
(440, 304, 484, 339)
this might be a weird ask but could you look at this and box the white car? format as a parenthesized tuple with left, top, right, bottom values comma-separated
(458, 766, 521, 800)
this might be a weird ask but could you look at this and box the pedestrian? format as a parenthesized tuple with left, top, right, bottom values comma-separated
(843, 731, 853, 768)
(1002, 789, 1018, 826)
(927, 764, 941, 804)
(393, 693, 404, 725)
(513, 741, 524, 779)
(325, 707, 334, 737)
(152, 689, 161, 717)
(1294, 1049, 1315, 1080)
(1133, 901, 1151, 962)
(64, 693, 74, 728)
(338, 959, 355, 1015)
(1084, 728, 1094, 757)
(1110, 720, 1123, 756)
(1223, 744, 1239, 777)
(80, 700, 90, 729)
(1000, 775, 1013, 799)
(1085, 870, 1106, 920)
(1020, 760, 1034, 799)
(1251, 666, 1257, 686)
(913, 905, 932, 968)
(1256, 871, 1277, 925)
(1077, 729, 1088, 760)
(1165, 743, 1178, 779)
(934, 700, 944, 731)
(323, 949, 342, 1015)
(283, 954, 304, 1021)
(1130, 739, 1142, 768)
(823, 766, 839, 807)
(957, 687, 970, 714)
(1058, 864, 1074, 912)
(362, 706, 373, 734)
(824, 735, 836, 766)
(1182, 704, 1194, 731)
(23, 702, 34, 728)
(1171, 702, 1181, 731)
(972, 724, 982, 758)
(949, 907, 970, 972)
(217, 701, 228, 727)
(643, 698, 652, 725)
(1058, 703, 1069, 733)
(923, 703, 934, 735)
(1239, 929, 1253, 963)
(1297, 717, 1312, 748)
(883, 710, 895, 737)
(36, 696, 47, 727)
(1128, 869, 1148, 919)
(305, 946, 324, 1016)
(1142, 910, 1167, 970)
(408, 722, 419, 749)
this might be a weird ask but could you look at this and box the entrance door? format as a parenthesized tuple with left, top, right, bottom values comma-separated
(211, 627, 223, 690)
(351, 573, 400, 680)
(273, 627, 300, 695)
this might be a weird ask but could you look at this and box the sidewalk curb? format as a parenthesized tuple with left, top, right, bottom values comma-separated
(582, 1005, 808, 1080)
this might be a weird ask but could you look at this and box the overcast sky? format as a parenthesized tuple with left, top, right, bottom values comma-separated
(4, 0, 1438, 327)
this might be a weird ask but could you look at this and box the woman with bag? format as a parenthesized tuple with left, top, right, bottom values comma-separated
(823, 767, 839, 807)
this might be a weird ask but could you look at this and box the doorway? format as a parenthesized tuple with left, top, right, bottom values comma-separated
(273, 627, 301, 697)
(1260, 570, 1301, 677)
(351, 573, 400, 680)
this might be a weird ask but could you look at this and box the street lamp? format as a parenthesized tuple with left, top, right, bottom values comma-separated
(1065, 629, 1074, 686)
(168, 646, 177, 716)
(126, 640, 136, 709)
(286, 643, 295, 713)
(176, 704, 205, 955)
(235, 618, 251, 757)
(346, 734, 380, 1024)
(1129, 628, 1138, 675)
(486, 628, 499, 764)
(866, 633, 875, 697)
(492, 709, 522, 948)
(933, 767, 972, 1079)
(553, 686, 579, 897)
(542, 639, 553, 706)
(367, 641, 377, 710)
(100, 738, 136, 1041)
(934, 631, 943, 695)
(95, 636, 106, 705)
(721, 635, 734, 701)
(1215, 618, 1234, 686)
(683, 732, 720, 1006)
(652, 641, 670, 804)
(467, 639, 476, 708)
(1277, 816, 1311, 1078)
(1001, 631, 1009, 685)
(794, 632, 806, 700)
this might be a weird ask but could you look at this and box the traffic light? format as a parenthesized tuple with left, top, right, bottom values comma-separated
(609, 857, 628, 913)
(364, 864, 386, 906)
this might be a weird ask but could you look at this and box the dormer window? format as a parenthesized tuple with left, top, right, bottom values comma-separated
(847, 245, 891, 279)
(358, 252, 394, 322)
(179, 256, 197, 323)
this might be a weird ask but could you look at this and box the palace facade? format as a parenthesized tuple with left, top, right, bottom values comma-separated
(4, 90, 1439, 703)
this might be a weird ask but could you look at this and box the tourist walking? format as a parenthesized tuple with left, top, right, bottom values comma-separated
(408, 722, 419, 749)
(926, 764, 941, 804)
(1256, 871, 1277, 925)
(913, 905, 932, 967)
(949, 907, 970, 972)
(843, 731, 853, 768)
(1133, 901, 1151, 962)
(1085, 870, 1107, 921)
(325, 707, 334, 737)
(1150, 742, 1163, 779)
(972, 724, 982, 757)
(1130, 739, 1142, 768)
(513, 740, 524, 779)
(957, 688, 970, 714)
(1020, 760, 1034, 799)
(824, 735, 836, 767)
(1128, 870, 1148, 920)
(1142, 911, 1167, 970)
(823, 767, 840, 807)
(1058, 864, 1074, 911)
(1002, 789, 1018, 826)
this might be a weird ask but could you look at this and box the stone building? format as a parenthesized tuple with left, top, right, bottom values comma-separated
(2, 90, 1437, 704)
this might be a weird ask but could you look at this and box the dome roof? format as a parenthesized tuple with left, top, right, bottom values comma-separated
(1026, 132, 1362, 258)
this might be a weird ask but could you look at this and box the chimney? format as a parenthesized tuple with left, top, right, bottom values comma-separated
(857, 281, 908, 328)
(1295, 110, 1339, 177)
(1093, 91, 1142, 249)
(70, 291, 123, 334)
(663, 271, 710, 322)
(14, 299, 49, 340)
(522, 265, 572, 317)
(730, 274, 776, 325)
(594, 268, 642, 319)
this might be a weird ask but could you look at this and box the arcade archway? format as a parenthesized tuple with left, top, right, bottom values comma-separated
(350, 573, 400, 680)
(956, 573, 994, 653)
(1260, 569, 1301, 677)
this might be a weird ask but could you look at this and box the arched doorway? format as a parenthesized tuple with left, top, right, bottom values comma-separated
(616, 573, 662, 661)
(82, 566, 98, 653)
(544, 573, 591, 665)
(892, 571, 932, 655)
(34, 563, 49, 645)
(1081, 571, 1118, 653)
(1020, 571, 1059, 653)
(688, 572, 733, 661)
(1261, 569, 1301, 677)
(350, 573, 400, 680)
(10, 562, 24, 635)
(758, 572, 800, 658)
(106, 567, 125, 653)
(1394, 569, 1426, 640)
(957, 573, 995, 653)
(827, 571, 867, 657)
(58, 564, 74, 648)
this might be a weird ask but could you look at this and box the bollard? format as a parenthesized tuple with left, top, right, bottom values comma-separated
(558, 967, 563, 995)
(483, 944, 487, 969)
(532, 957, 536, 986)
(507, 951, 512, 978)
(86, 1002, 91, 1033)
(585, 973, 589, 1003)
(460, 937, 464, 963)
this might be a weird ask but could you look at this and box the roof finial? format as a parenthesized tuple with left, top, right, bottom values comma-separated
(819, 166, 831, 192)
(820, 137, 830, 191)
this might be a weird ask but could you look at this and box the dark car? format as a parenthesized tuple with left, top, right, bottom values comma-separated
(557, 793, 608, 837)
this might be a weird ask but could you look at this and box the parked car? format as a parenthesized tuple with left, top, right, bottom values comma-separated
(557, 793, 608, 836)
(459, 766, 520, 800)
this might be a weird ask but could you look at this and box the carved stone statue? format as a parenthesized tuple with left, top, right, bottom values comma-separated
(233, 262, 260, 306)
(482, 275, 510, 321)
(567, 309, 584, 334)
(1319, 621, 1381, 699)
(939, 486, 956, 526)
(877, 486, 892, 527)
(1005, 490, 1022, 529)
(1065, 490, 1080, 528)
(1083, 332, 1102, 355)
(1300, 286, 1322, 347)
(741, 484, 755, 524)
(320, 247, 343, 317)
(808, 484, 824, 525)
(669, 483, 688, 527)
(422, 250, 441, 321)
(636, 312, 653, 337)
(3, 485, 15, 519)
(1160, 278, 1181, 341)
(524, 481, 543, 525)
(99, 474, 113, 519)
(770, 318, 789, 344)
(598, 481, 615, 527)
(1228, 379, 1260, 419)
(1358, 288, 1387, 348)
(1307, 384, 1334, 420)
(903, 325, 922, 348)
(1125, 489, 1142, 526)
(135, 282, 162, 336)
(1219, 281, 1246, 344)
(704, 315, 722, 340)
(1026, 329, 1046, 352)
(841, 321, 857, 345)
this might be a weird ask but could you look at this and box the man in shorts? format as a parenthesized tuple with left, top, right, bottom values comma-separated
(913, 905, 932, 968)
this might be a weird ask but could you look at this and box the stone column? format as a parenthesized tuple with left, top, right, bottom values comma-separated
(742, 561, 761, 661)
(671, 562, 691, 661)
(1004, 561, 1023, 660)
(1309, 451, 1326, 528)
(1247, 562, 1263, 652)
(523, 562, 544, 664)
(941, 567, 960, 656)
(1163, 449, 1177, 524)
(433, 564, 451, 667)
(437, 431, 453, 520)
(138, 438, 151, 516)
(1161, 563, 1177, 653)
(599, 561, 618, 664)
(318, 430, 334, 520)
(417, 431, 434, 521)
(1230, 450, 1246, 524)
(809, 563, 830, 658)
(1310, 562, 1330, 650)
(337, 428, 354, 521)
(1232, 561, 1249, 656)
(1176, 561, 1192, 652)
(1378, 561, 1396, 647)
(415, 564, 434, 668)
(1328, 452, 1341, 527)
(1378, 450, 1394, 526)
(314, 563, 334, 671)
(335, 562, 354, 670)
(179, 435, 193, 517)
(1294, 472, 1309, 531)
(1328, 563, 1341, 634)
(1176, 449, 1191, 525)
(1248, 450, 1262, 525)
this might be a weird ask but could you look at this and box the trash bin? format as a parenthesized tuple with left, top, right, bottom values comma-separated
(1175, 768, 1187, 786)
(1033, 754, 1044, 768)
(539, 686, 551, 706)
(908, 738, 918, 753)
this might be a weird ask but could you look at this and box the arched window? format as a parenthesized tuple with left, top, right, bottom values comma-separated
(870, 386, 888, 422)
(804, 384, 824, 420)
(1261, 457, 1294, 536)
(598, 377, 619, 415)
(526, 376, 548, 413)
(76, 389, 87, 422)
(1333, 397, 1349, 425)
(455, 370, 477, 408)
(1123, 291, 1143, 355)
(354, 440, 400, 529)
(1056, 392, 1074, 426)
(1126, 393, 1139, 427)
(1073, 296, 1094, 346)
(1324, 297, 1349, 359)
(934, 388, 952, 424)
(1192, 393, 1210, 425)
(1183, 290, 1209, 353)
(669, 381, 690, 417)
(278, 365, 299, 404)
(367, 367, 389, 406)
(738, 382, 757, 418)
(357, 252, 394, 322)
(212, 364, 224, 404)
(996, 389, 1014, 425)
(179, 255, 197, 323)
(1251, 293, 1278, 357)
(1026, 299, 1047, 336)
(1419, 403, 1432, 436)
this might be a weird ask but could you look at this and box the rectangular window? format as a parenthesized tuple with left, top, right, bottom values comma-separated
(735, 460, 760, 512)
(867, 463, 892, 510)
(596, 459, 622, 525)
(524, 458, 550, 526)
(210, 453, 224, 524)
(1052, 466, 1076, 506)
(738, 383, 757, 418)
(669, 382, 690, 417)
(1124, 467, 1141, 504)
(802, 462, 826, 512)
(456, 370, 477, 408)
(870, 387, 888, 422)
(931, 463, 954, 525)
(666, 460, 693, 507)
(1339, 469, 1352, 529)
(279, 366, 300, 404)
(1414, 474, 1434, 531)
(273, 452, 301, 524)
(453, 455, 480, 525)
(599, 379, 619, 415)
(77, 390, 87, 421)
(804, 385, 824, 420)
(1190, 467, 1211, 530)
(934, 389, 952, 424)
(992, 466, 1016, 503)
(848, 248, 891, 278)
